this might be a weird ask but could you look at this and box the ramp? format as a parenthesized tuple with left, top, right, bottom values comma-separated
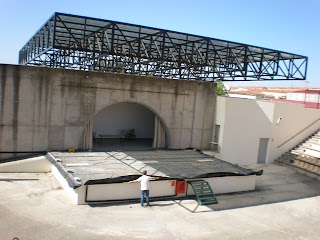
(188, 180, 218, 205)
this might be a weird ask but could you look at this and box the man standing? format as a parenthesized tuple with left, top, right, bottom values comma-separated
(129, 170, 158, 207)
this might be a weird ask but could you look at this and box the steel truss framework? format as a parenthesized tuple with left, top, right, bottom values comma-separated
(19, 12, 308, 81)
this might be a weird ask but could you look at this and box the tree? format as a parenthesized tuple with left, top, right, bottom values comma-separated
(216, 81, 228, 96)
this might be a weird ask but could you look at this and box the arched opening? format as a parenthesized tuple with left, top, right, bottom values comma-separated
(82, 102, 167, 151)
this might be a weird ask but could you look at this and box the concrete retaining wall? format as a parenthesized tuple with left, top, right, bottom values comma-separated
(0, 64, 216, 160)
(0, 155, 52, 172)
(55, 175, 256, 205)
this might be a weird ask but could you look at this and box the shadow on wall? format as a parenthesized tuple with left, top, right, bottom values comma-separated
(93, 102, 155, 138)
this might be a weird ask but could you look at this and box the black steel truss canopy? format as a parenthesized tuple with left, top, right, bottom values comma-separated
(19, 12, 308, 81)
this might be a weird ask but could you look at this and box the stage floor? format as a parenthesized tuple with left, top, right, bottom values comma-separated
(92, 138, 153, 151)
(48, 150, 262, 188)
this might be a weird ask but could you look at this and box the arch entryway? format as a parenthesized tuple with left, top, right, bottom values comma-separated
(80, 102, 167, 151)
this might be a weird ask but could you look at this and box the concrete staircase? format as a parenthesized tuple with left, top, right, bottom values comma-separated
(275, 131, 320, 181)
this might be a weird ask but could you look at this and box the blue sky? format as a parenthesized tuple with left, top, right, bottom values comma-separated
(0, 0, 319, 87)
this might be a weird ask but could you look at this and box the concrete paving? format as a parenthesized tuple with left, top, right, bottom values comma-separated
(0, 163, 320, 240)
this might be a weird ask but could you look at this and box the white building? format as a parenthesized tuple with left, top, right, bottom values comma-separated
(287, 89, 320, 108)
(212, 96, 320, 165)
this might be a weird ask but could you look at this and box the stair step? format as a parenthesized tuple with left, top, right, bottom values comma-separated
(277, 158, 320, 179)
(200, 199, 218, 205)
(276, 129, 320, 181)
(197, 191, 213, 195)
(191, 183, 209, 187)
(301, 143, 320, 152)
(190, 181, 209, 185)
(194, 190, 212, 194)
(188, 180, 218, 205)
(201, 202, 218, 205)
(194, 187, 212, 191)
(200, 197, 217, 201)
(306, 139, 320, 145)
(193, 185, 210, 189)
(200, 197, 218, 202)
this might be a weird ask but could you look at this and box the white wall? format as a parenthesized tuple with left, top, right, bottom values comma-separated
(93, 102, 155, 138)
(270, 101, 320, 161)
(0, 156, 52, 173)
(287, 92, 320, 103)
(85, 180, 176, 202)
(214, 97, 274, 165)
(187, 176, 256, 195)
(53, 175, 256, 205)
(214, 96, 320, 165)
(287, 92, 306, 101)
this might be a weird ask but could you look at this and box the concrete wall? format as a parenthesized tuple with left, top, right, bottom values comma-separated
(76, 176, 256, 204)
(0, 64, 215, 159)
(187, 176, 256, 195)
(214, 96, 320, 165)
(0, 155, 52, 172)
(93, 102, 154, 138)
(52, 169, 256, 205)
(85, 180, 176, 203)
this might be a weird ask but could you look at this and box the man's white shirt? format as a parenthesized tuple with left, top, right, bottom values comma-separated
(137, 175, 151, 190)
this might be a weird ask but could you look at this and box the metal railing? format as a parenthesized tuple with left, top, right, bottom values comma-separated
(277, 118, 320, 148)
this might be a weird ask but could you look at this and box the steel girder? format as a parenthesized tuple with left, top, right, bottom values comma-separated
(19, 12, 308, 81)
